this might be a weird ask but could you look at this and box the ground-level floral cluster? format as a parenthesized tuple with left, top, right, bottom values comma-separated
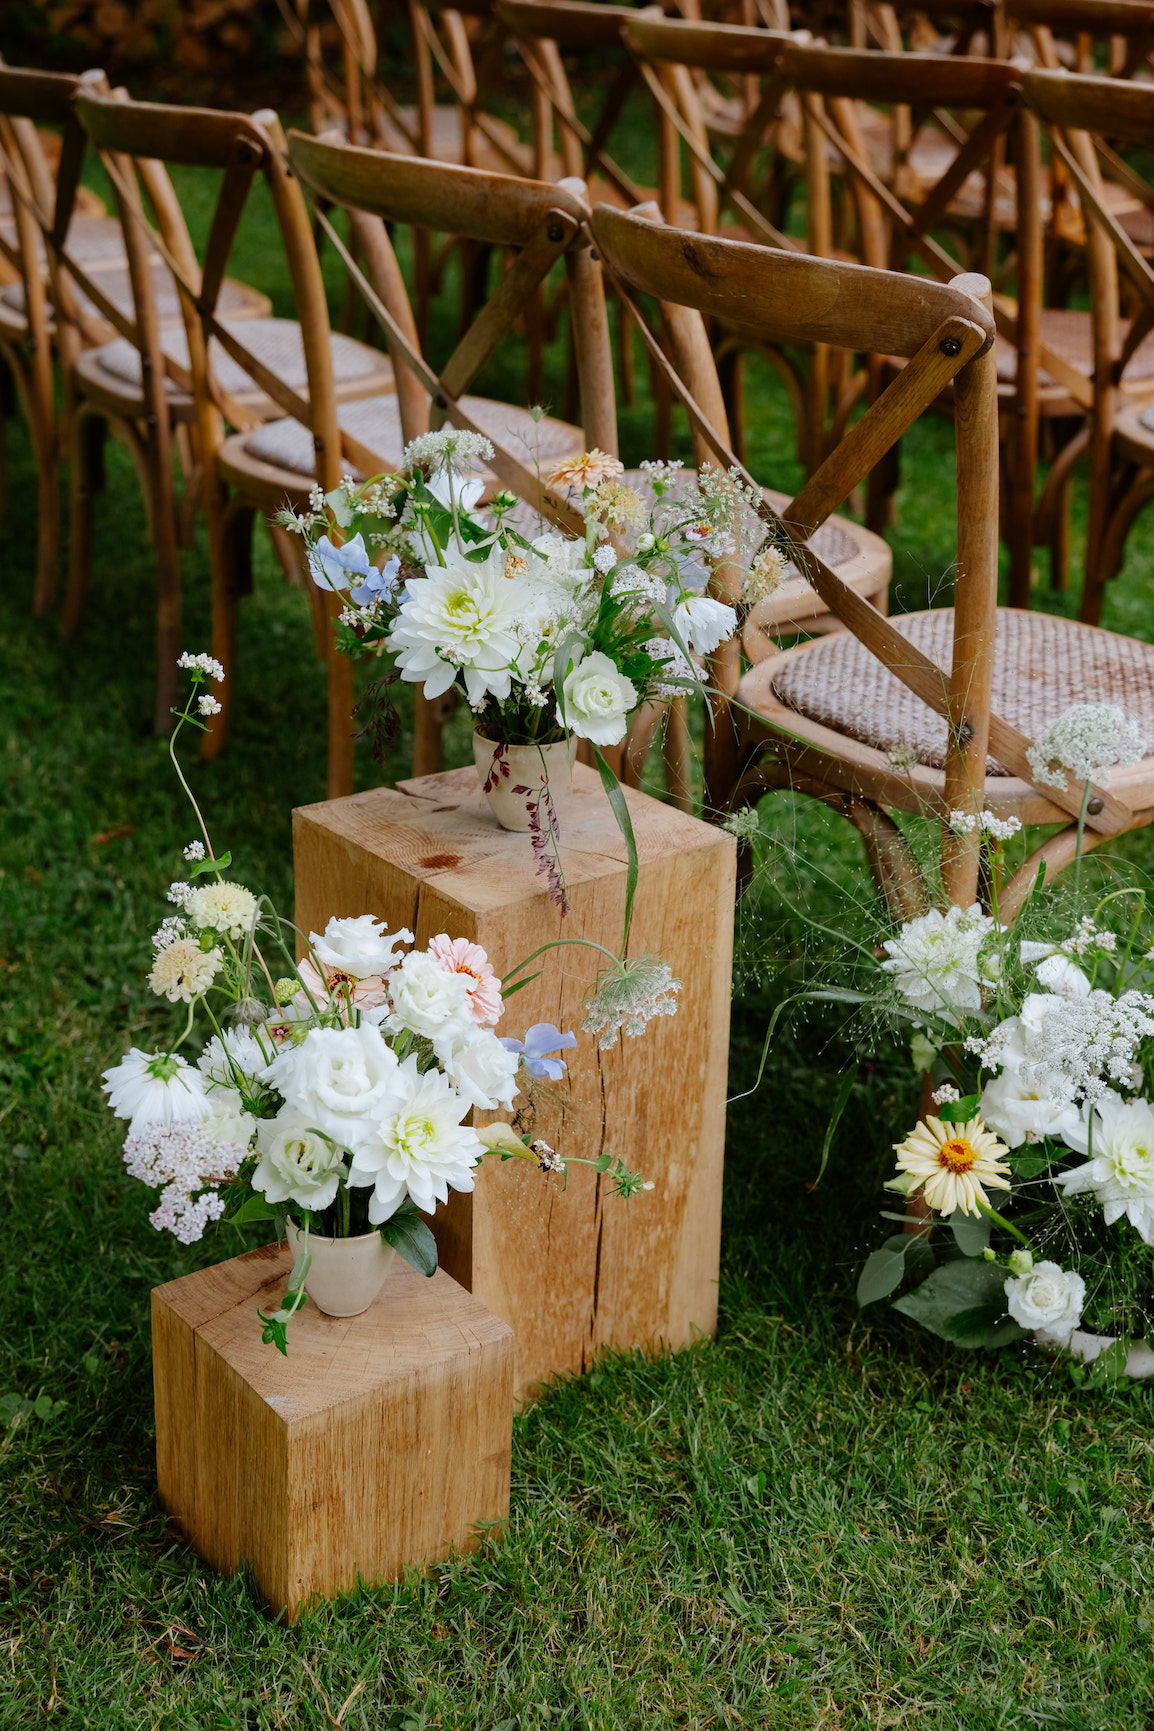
(859, 868, 1154, 1383)
(102, 661, 645, 1351)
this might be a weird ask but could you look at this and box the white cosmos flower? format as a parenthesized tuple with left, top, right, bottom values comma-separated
(309, 913, 413, 980)
(252, 1111, 347, 1210)
(1005, 1261, 1085, 1344)
(385, 949, 475, 1048)
(267, 1023, 404, 1155)
(442, 1027, 521, 1111)
(1034, 955, 1091, 999)
(1057, 1092, 1154, 1243)
(346, 1056, 483, 1220)
(197, 1026, 277, 1089)
(102, 1048, 210, 1133)
(672, 594, 737, 656)
(880, 903, 1001, 1022)
(562, 651, 638, 746)
(387, 542, 522, 705)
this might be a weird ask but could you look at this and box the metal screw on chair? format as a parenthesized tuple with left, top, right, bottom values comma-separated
(547, 223, 566, 243)
(940, 336, 963, 356)
(1087, 797, 1105, 815)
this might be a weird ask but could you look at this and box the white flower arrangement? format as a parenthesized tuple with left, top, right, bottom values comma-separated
(102, 662, 649, 1353)
(855, 882, 1154, 1382)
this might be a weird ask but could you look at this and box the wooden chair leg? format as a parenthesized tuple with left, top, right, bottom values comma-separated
(32, 438, 59, 617)
(200, 490, 252, 764)
(61, 405, 104, 639)
(662, 696, 694, 813)
(147, 434, 182, 735)
(326, 589, 356, 798)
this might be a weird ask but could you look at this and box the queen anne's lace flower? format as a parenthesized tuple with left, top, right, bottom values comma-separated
(581, 957, 681, 1050)
(1025, 702, 1145, 789)
(972, 989, 1154, 1108)
(880, 904, 1002, 1023)
(402, 428, 494, 474)
(177, 652, 225, 682)
(148, 939, 222, 1003)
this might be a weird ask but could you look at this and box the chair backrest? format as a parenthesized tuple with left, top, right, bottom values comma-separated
(493, 0, 651, 200)
(1024, 66, 1154, 619)
(617, 15, 799, 243)
(588, 199, 1024, 905)
(284, 130, 617, 514)
(1009, 0, 1154, 77)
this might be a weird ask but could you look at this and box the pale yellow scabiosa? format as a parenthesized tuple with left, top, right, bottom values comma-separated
(893, 1114, 1011, 1217)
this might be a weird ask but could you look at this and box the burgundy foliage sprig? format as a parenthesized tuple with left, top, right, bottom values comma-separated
(482, 741, 511, 794)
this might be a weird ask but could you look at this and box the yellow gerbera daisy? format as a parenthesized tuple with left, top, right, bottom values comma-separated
(893, 1114, 1011, 1217)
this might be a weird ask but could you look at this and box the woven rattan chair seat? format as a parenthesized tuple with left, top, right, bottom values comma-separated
(995, 309, 1154, 387)
(242, 395, 582, 480)
(769, 607, 1154, 775)
(0, 261, 264, 325)
(92, 318, 391, 401)
(0, 214, 129, 270)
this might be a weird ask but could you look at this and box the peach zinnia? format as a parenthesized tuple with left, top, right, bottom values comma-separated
(893, 1114, 1011, 1217)
(547, 449, 625, 491)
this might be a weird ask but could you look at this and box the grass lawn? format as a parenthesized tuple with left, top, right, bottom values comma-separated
(3, 118, 1154, 1731)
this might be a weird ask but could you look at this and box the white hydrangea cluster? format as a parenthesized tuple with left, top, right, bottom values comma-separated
(1025, 703, 1145, 789)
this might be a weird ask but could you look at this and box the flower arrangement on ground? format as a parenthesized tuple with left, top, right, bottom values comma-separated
(852, 801, 1154, 1384)
(102, 659, 646, 1352)
(278, 428, 784, 920)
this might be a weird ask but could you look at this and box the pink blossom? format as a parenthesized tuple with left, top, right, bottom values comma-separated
(427, 935, 503, 1026)
(296, 956, 388, 1023)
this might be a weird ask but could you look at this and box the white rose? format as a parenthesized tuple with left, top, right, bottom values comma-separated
(267, 1024, 404, 1154)
(1005, 1261, 1085, 1344)
(310, 913, 413, 979)
(443, 1028, 521, 1112)
(385, 950, 474, 1046)
(672, 595, 736, 656)
(562, 651, 637, 746)
(1035, 955, 1091, 999)
(252, 1111, 346, 1209)
(979, 1067, 1081, 1150)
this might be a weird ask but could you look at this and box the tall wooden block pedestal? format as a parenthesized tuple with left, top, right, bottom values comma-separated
(294, 764, 736, 1399)
(151, 1244, 514, 1620)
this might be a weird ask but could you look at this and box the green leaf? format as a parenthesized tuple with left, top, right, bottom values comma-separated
(285, 1251, 311, 1295)
(1086, 1337, 1130, 1389)
(893, 1259, 1026, 1350)
(593, 746, 639, 953)
(948, 1208, 991, 1257)
(815, 1065, 857, 1186)
(189, 850, 231, 876)
(258, 1308, 290, 1356)
(381, 1210, 438, 1277)
(223, 1193, 279, 1226)
(1010, 1147, 1054, 1179)
(857, 1232, 934, 1306)
(936, 1094, 982, 1124)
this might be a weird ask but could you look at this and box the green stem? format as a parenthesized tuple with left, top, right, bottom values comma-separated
(168, 700, 217, 863)
(502, 935, 624, 983)
(975, 1199, 1030, 1245)
(1073, 778, 1092, 899)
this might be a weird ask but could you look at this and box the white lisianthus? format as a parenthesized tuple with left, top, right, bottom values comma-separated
(979, 1063, 1081, 1149)
(201, 1086, 258, 1154)
(267, 1023, 404, 1156)
(385, 949, 475, 1047)
(309, 913, 413, 980)
(1034, 955, 1091, 999)
(102, 1048, 209, 1133)
(1057, 1093, 1154, 1243)
(252, 1111, 347, 1210)
(346, 1056, 482, 1220)
(880, 904, 1001, 1022)
(672, 594, 737, 656)
(184, 880, 260, 940)
(562, 651, 638, 746)
(442, 1027, 521, 1112)
(387, 542, 522, 705)
(1005, 1261, 1085, 1344)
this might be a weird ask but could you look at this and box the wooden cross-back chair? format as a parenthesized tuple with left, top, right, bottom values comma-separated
(591, 201, 1154, 918)
(846, 0, 1003, 56)
(1009, 0, 1154, 82)
(66, 86, 395, 746)
(1025, 69, 1154, 625)
(213, 129, 613, 792)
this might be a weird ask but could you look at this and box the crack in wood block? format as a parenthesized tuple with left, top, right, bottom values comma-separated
(293, 765, 736, 1401)
(152, 1245, 514, 1620)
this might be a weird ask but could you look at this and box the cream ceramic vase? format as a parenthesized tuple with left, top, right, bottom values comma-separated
(1037, 1327, 1154, 1379)
(285, 1223, 396, 1318)
(472, 732, 578, 832)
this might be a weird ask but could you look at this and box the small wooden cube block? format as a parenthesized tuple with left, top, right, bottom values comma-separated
(293, 764, 736, 1399)
(151, 1244, 514, 1621)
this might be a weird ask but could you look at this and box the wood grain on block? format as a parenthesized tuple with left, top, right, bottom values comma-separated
(293, 764, 736, 1399)
(151, 1243, 514, 1621)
